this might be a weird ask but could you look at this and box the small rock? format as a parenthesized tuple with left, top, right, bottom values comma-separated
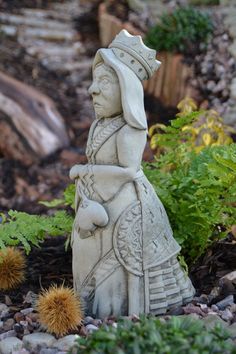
(78, 326, 88, 336)
(112, 322, 118, 328)
(23, 291, 38, 306)
(206, 80, 216, 91)
(13, 323, 25, 336)
(209, 287, 221, 298)
(3, 318, 15, 331)
(203, 314, 229, 330)
(0, 337, 23, 354)
(0, 304, 9, 319)
(53, 335, 79, 351)
(183, 304, 206, 317)
(215, 295, 234, 310)
(39, 348, 58, 354)
(167, 306, 184, 316)
(12, 349, 30, 354)
(92, 319, 102, 327)
(20, 308, 34, 316)
(20, 321, 29, 328)
(5, 296, 12, 306)
(86, 324, 98, 333)
(0, 330, 17, 341)
(14, 313, 25, 323)
(211, 305, 219, 312)
(23, 333, 56, 349)
(227, 322, 236, 339)
(220, 308, 234, 322)
(230, 304, 236, 313)
(83, 316, 94, 325)
(26, 312, 39, 322)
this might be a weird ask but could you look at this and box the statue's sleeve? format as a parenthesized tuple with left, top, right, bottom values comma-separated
(117, 124, 147, 170)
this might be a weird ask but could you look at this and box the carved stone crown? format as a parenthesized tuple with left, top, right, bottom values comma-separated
(109, 29, 161, 81)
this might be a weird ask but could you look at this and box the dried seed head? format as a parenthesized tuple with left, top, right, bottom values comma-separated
(0, 247, 26, 290)
(37, 285, 83, 336)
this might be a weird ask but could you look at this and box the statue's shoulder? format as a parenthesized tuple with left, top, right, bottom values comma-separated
(117, 123, 147, 142)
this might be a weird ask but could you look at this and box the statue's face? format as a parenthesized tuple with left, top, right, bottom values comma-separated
(88, 64, 122, 119)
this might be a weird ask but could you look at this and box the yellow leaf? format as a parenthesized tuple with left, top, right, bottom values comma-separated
(202, 133, 211, 146)
(177, 97, 197, 114)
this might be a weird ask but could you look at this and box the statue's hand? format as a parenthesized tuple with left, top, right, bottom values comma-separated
(69, 165, 82, 180)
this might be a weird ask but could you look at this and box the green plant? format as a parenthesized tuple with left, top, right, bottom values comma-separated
(189, 0, 219, 5)
(145, 6, 213, 55)
(0, 184, 75, 253)
(73, 316, 236, 354)
(145, 99, 236, 264)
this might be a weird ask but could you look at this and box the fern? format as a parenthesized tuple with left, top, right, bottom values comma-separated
(0, 211, 73, 254)
(0, 184, 75, 253)
(145, 100, 236, 264)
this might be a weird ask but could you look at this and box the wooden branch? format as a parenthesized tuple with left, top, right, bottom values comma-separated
(0, 71, 69, 165)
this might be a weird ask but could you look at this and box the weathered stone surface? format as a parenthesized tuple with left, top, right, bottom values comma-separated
(0, 337, 23, 354)
(53, 335, 79, 351)
(23, 333, 56, 349)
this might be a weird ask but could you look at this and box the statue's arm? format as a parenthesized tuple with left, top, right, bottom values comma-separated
(116, 124, 146, 171)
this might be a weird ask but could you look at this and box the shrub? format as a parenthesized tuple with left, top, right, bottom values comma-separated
(145, 98, 236, 264)
(145, 6, 213, 55)
(73, 316, 236, 354)
(189, 0, 219, 5)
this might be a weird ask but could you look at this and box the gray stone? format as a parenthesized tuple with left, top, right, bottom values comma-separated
(83, 316, 94, 325)
(12, 349, 30, 354)
(216, 295, 234, 310)
(0, 330, 17, 341)
(221, 271, 236, 282)
(227, 322, 236, 339)
(3, 318, 15, 331)
(229, 43, 236, 59)
(0, 304, 9, 319)
(0, 337, 23, 354)
(86, 324, 99, 333)
(229, 26, 236, 39)
(53, 335, 79, 351)
(39, 348, 58, 354)
(203, 314, 228, 330)
(23, 333, 56, 349)
(20, 308, 34, 316)
(221, 308, 234, 322)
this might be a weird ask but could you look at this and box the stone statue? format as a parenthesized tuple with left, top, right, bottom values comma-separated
(70, 30, 195, 318)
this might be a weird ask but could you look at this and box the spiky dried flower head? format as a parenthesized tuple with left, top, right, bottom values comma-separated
(0, 247, 26, 290)
(37, 285, 83, 336)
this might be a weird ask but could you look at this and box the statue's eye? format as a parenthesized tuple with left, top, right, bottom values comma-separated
(100, 77, 109, 85)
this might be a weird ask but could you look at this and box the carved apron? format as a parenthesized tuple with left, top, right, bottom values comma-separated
(71, 116, 194, 317)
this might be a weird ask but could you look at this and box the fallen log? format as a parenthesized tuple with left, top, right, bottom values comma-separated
(0, 71, 69, 165)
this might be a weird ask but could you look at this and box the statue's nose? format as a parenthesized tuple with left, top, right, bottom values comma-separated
(88, 81, 100, 95)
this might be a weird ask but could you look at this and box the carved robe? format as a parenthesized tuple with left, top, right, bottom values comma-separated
(71, 115, 194, 318)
